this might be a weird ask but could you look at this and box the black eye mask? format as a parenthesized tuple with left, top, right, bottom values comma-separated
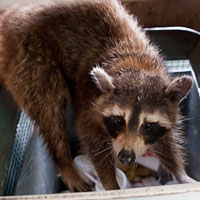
(103, 116, 125, 138)
(142, 121, 169, 144)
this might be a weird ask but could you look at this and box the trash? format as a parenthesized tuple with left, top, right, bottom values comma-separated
(135, 150, 160, 171)
(74, 155, 132, 191)
(72, 150, 179, 192)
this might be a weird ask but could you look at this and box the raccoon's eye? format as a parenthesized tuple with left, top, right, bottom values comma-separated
(103, 116, 125, 138)
(143, 122, 156, 131)
(110, 116, 125, 127)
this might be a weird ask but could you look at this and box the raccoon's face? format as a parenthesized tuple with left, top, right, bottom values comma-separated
(90, 66, 193, 165)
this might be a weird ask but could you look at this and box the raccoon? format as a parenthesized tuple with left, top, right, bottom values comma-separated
(0, 0, 196, 191)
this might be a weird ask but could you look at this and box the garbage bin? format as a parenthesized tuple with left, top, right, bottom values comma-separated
(1, 27, 200, 196)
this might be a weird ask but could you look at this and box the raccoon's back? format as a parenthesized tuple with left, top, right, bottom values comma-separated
(0, 0, 152, 80)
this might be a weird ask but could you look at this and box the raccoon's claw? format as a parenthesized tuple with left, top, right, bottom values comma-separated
(61, 166, 92, 192)
(73, 180, 92, 192)
(66, 175, 92, 192)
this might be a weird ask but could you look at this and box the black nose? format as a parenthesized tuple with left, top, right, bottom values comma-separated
(118, 149, 136, 165)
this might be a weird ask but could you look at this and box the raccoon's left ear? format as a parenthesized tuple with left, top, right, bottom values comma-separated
(90, 66, 115, 92)
(166, 75, 193, 103)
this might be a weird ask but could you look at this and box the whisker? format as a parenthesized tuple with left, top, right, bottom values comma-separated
(101, 149, 114, 164)
(150, 149, 164, 157)
(94, 146, 113, 158)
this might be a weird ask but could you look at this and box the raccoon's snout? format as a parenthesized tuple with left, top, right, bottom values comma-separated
(118, 149, 136, 165)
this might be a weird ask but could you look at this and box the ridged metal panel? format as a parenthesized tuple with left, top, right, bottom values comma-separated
(3, 111, 34, 196)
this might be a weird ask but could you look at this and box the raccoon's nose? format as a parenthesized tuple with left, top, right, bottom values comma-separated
(118, 149, 136, 165)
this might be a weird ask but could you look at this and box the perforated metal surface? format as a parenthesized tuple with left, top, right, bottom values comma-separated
(3, 111, 34, 196)
(166, 59, 192, 72)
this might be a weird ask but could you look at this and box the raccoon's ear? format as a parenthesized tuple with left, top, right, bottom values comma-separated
(166, 75, 193, 103)
(90, 66, 115, 92)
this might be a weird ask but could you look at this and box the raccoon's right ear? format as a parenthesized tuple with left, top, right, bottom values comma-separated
(90, 66, 115, 92)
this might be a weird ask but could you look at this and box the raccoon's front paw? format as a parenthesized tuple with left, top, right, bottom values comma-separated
(66, 174, 91, 192)
(61, 166, 91, 192)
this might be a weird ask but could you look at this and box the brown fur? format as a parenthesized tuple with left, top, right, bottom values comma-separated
(0, 0, 195, 191)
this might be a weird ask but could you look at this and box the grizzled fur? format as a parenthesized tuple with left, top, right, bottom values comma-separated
(0, 0, 195, 191)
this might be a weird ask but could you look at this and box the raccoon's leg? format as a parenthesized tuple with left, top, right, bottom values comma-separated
(2, 67, 88, 191)
(89, 141, 119, 190)
(38, 104, 89, 192)
(77, 118, 120, 190)
(152, 135, 196, 183)
(33, 84, 91, 191)
(90, 142, 120, 190)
